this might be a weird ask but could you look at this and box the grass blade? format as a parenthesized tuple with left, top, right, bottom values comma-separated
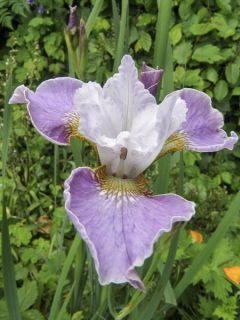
(174, 191, 240, 299)
(64, 29, 77, 78)
(85, 0, 104, 38)
(153, 41, 173, 194)
(153, 154, 171, 194)
(2, 73, 13, 177)
(48, 234, 81, 320)
(70, 137, 83, 167)
(138, 227, 181, 320)
(1, 72, 21, 319)
(107, 286, 118, 319)
(153, 0, 172, 68)
(2, 200, 22, 320)
(72, 241, 86, 312)
(113, 0, 129, 72)
(53, 144, 59, 209)
(56, 282, 75, 320)
(111, 0, 120, 41)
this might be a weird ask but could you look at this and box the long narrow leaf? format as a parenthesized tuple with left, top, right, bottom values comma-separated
(85, 0, 104, 38)
(70, 137, 83, 167)
(153, 40, 173, 194)
(56, 282, 75, 320)
(48, 234, 81, 320)
(107, 286, 118, 319)
(2, 73, 13, 177)
(138, 227, 181, 320)
(53, 144, 59, 209)
(111, 0, 120, 41)
(113, 0, 129, 72)
(2, 200, 22, 320)
(1, 72, 21, 319)
(72, 241, 86, 312)
(153, 0, 172, 68)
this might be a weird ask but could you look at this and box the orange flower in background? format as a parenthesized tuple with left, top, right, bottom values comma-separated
(190, 230, 203, 243)
(224, 266, 240, 285)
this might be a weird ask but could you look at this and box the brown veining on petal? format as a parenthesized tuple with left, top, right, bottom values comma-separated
(64, 112, 96, 149)
(95, 166, 152, 197)
(64, 112, 81, 137)
(158, 132, 188, 158)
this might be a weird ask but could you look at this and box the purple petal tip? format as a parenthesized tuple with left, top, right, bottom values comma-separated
(140, 63, 164, 97)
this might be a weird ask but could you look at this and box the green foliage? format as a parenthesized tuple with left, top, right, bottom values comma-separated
(134, 31, 152, 52)
(0, 0, 29, 29)
(192, 45, 223, 64)
(0, 0, 240, 319)
(214, 80, 228, 101)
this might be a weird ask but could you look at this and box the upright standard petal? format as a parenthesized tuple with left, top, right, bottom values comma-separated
(74, 56, 187, 178)
(64, 166, 195, 290)
(9, 77, 83, 145)
(160, 88, 238, 156)
(140, 63, 163, 97)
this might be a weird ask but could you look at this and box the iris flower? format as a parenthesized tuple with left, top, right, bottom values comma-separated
(9, 55, 238, 290)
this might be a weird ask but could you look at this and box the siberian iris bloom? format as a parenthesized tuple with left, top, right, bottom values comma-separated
(9, 55, 238, 290)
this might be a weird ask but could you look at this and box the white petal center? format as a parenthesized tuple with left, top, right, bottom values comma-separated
(74, 55, 187, 177)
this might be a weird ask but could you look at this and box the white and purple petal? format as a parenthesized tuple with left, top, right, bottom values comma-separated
(64, 167, 195, 290)
(74, 55, 187, 177)
(160, 88, 238, 155)
(140, 63, 163, 97)
(9, 77, 83, 145)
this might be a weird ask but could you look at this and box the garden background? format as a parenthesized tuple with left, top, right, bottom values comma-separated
(0, 0, 240, 319)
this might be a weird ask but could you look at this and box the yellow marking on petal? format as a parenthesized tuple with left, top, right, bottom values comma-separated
(224, 266, 240, 285)
(158, 132, 187, 158)
(95, 166, 151, 196)
(64, 112, 97, 150)
(190, 230, 203, 243)
(64, 112, 81, 137)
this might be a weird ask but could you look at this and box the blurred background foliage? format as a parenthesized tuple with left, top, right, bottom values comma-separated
(0, 0, 240, 319)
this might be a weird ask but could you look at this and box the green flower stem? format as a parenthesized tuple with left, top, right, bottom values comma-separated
(113, 0, 129, 72)
(64, 29, 77, 78)
(153, 40, 173, 194)
(53, 144, 59, 209)
(153, 0, 172, 69)
(111, 0, 120, 41)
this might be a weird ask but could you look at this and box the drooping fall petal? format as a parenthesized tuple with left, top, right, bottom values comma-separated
(159, 88, 238, 156)
(64, 166, 195, 289)
(9, 77, 83, 145)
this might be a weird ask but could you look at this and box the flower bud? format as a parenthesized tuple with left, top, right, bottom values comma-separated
(67, 5, 78, 34)
(27, 0, 35, 5)
(37, 5, 44, 14)
(79, 18, 86, 46)
(140, 63, 163, 98)
(78, 19, 87, 80)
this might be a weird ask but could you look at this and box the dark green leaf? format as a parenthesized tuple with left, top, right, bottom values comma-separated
(214, 80, 228, 101)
